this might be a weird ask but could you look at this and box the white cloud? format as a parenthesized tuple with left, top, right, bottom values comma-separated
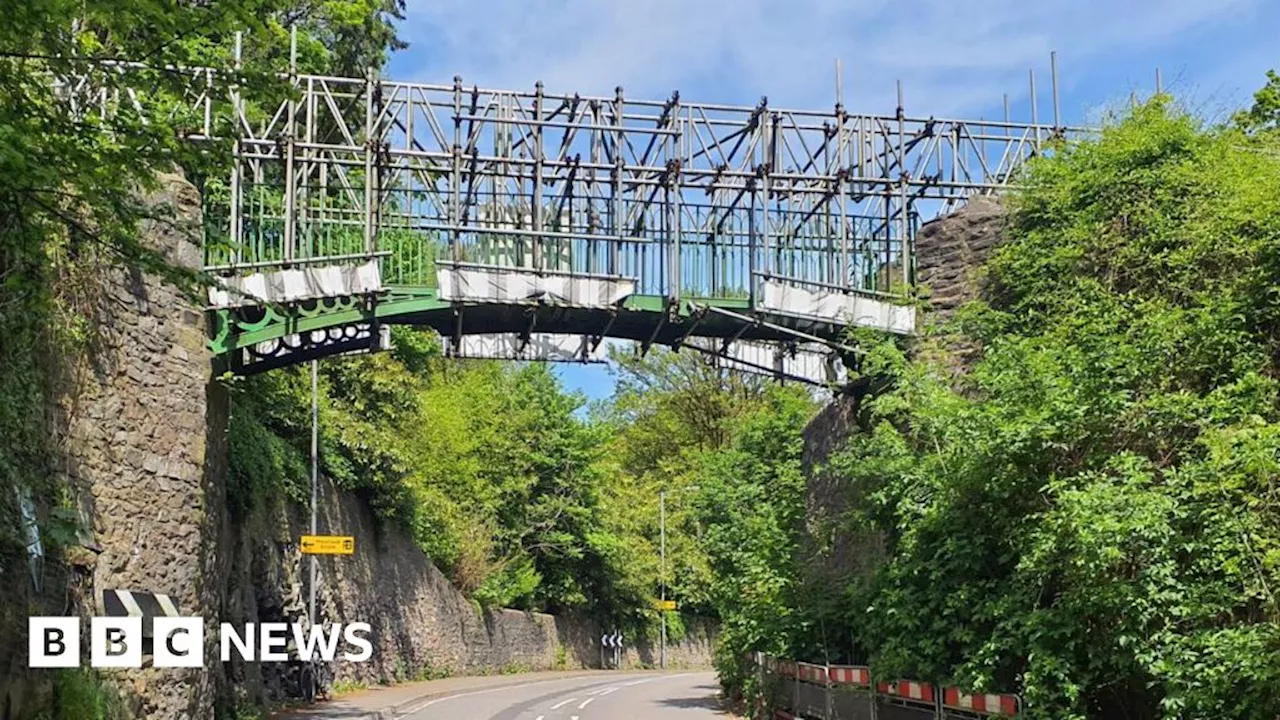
(396, 0, 1266, 120)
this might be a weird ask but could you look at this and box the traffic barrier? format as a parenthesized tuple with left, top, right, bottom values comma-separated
(755, 653, 1021, 720)
(876, 679, 936, 704)
(942, 687, 1020, 717)
(829, 665, 871, 686)
(798, 662, 828, 684)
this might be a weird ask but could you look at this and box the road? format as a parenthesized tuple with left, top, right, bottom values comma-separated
(395, 671, 727, 720)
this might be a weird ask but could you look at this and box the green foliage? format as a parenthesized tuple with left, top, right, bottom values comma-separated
(0, 0, 409, 576)
(593, 347, 816, 685)
(1235, 70, 1280, 134)
(816, 97, 1280, 719)
(31, 669, 127, 720)
(230, 331, 649, 618)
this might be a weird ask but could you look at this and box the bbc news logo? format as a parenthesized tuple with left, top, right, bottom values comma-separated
(29, 617, 373, 668)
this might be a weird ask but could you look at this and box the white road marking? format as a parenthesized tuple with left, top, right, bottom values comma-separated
(596, 687, 619, 696)
(395, 677, 618, 717)
(578, 697, 594, 710)
(621, 678, 653, 686)
(551, 697, 577, 709)
(535, 717, 544, 720)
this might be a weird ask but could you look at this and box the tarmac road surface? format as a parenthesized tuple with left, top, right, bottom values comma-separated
(395, 671, 728, 720)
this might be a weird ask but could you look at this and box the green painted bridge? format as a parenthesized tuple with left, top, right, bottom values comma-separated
(68, 34, 1068, 383)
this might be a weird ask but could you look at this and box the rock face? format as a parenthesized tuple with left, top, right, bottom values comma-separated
(798, 196, 1011, 609)
(2, 173, 714, 720)
(45, 173, 218, 719)
(913, 194, 1008, 322)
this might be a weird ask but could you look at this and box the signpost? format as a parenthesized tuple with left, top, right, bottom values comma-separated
(600, 631, 623, 668)
(300, 535, 355, 555)
(657, 600, 677, 611)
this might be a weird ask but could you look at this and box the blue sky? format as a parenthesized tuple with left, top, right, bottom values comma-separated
(386, 0, 1279, 403)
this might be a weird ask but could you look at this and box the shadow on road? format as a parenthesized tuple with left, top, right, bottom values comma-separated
(656, 683, 733, 713)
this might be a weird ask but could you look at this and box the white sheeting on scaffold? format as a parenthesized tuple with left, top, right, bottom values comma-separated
(687, 338, 847, 385)
(446, 333, 605, 363)
(437, 264, 635, 308)
(208, 260, 382, 308)
(759, 279, 915, 335)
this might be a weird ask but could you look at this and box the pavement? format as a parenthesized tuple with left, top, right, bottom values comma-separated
(281, 670, 733, 720)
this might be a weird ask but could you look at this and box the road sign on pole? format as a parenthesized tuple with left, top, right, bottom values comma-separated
(301, 535, 355, 555)
(657, 600, 677, 611)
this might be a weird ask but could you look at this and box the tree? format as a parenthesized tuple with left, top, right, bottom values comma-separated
(1235, 70, 1280, 134)
(817, 96, 1280, 719)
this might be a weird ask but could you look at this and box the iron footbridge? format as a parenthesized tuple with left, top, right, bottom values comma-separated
(57, 31, 1078, 385)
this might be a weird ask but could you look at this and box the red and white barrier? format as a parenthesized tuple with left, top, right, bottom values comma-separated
(829, 665, 871, 686)
(797, 662, 828, 684)
(943, 687, 1020, 717)
(876, 679, 936, 704)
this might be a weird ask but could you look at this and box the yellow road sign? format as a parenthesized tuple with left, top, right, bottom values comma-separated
(301, 535, 355, 555)
(657, 600, 678, 611)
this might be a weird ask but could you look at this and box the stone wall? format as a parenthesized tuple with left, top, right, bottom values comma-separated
(220, 474, 717, 708)
(43, 173, 216, 719)
(914, 194, 1008, 324)
(2, 172, 716, 720)
(799, 196, 1012, 592)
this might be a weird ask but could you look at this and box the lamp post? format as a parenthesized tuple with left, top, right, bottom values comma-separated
(660, 485, 699, 670)
(660, 489, 666, 670)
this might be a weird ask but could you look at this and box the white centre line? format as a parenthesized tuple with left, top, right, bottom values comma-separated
(578, 697, 595, 710)
(596, 687, 619, 696)
(551, 697, 578, 710)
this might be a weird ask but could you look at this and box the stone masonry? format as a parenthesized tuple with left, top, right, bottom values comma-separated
(800, 195, 1012, 602)
(46, 173, 217, 719)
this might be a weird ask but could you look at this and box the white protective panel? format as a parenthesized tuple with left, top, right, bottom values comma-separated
(437, 264, 635, 308)
(688, 338, 848, 385)
(208, 260, 382, 308)
(759, 280, 915, 334)
(447, 333, 605, 363)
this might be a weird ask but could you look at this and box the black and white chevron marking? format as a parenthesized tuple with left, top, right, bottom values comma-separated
(101, 589, 181, 638)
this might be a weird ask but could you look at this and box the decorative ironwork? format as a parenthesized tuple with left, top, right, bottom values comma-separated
(54, 31, 1084, 383)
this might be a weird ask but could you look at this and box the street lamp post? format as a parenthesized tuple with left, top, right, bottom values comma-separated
(659, 485, 698, 671)
(660, 489, 666, 670)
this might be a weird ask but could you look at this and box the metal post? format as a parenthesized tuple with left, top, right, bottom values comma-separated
(1029, 68, 1040, 150)
(668, 98, 682, 303)
(451, 76, 462, 264)
(660, 489, 666, 670)
(308, 359, 319, 626)
(612, 87, 624, 276)
(1155, 67, 1163, 95)
(835, 63, 848, 290)
(896, 80, 909, 290)
(283, 26, 298, 265)
(364, 66, 377, 256)
(825, 663, 833, 720)
(1050, 51, 1061, 130)
(763, 108, 776, 280)
(229, 32, 243, 266)
(533, 81, 545, 270)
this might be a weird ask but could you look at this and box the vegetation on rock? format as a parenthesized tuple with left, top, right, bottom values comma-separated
(772, 94, 1280, 719)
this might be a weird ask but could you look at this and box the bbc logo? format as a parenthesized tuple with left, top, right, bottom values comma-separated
(29, 617, 203, 668)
